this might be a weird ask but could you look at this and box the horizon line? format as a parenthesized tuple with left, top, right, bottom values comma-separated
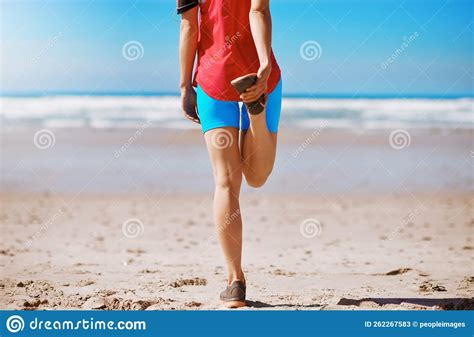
(1, 90, 473, 99)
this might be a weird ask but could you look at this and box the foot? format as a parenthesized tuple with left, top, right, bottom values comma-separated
(220, 280, 246, 308)
(230, 74, 266, 115)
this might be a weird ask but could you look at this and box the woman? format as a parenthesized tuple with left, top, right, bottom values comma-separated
(178, 0, 282, 308)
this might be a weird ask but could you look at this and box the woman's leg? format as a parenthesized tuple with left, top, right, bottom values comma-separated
(241, 79, 282, 188)
(204, 127, 245, 283)
(241, 111, 277, 188)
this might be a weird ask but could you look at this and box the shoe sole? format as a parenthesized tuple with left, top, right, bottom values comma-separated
(222, 300, 246, 308)
(230, 74, 266, 115)
(230, 74, 257, 93)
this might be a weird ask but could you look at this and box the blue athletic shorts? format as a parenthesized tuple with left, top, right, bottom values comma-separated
(196, 78, 282, 134)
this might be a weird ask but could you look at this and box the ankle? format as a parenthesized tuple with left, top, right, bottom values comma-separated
(228, 270, 245, 284)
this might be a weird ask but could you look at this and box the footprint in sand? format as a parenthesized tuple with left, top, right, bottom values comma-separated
(126, 248, 146, 255)
(419, 281, 447, 292)
(385, 268, 412, 276)
(459, 276, 474, 290)
(77, 279, 95, 287)
(95, 235, 105, 242)
(19, 298, 48, 309)
(16, 280, 34, 287)
(139, 269, 160, 274)
(169, 278, 207, 288)
(13, 280, 64, 309)
(86, 296, 177, 310)
(0, 249, 15, 257)
(271, 269, 296, 276)
(184, 301, 202, 308)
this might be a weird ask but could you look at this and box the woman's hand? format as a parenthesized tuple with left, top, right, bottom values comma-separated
(240, 63, 271, 104)
(179, 6, 199, 123)
(180, 84, 200, 124)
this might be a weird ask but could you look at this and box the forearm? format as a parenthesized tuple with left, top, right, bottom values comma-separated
(179, 17, 198, 89)
(249, 2, 272, 69)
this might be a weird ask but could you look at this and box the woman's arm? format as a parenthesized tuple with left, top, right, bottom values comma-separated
(179, 6, 200, 123)
(241, 0, 273, 104)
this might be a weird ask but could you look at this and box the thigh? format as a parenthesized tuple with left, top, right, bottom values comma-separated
(197, 85, 241, 133)
(204, 127, 243, 188)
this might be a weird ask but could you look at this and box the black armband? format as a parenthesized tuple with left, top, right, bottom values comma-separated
(177, 0, 199, 14)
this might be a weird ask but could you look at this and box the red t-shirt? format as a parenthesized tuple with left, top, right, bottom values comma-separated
(178, 0, 281, 101)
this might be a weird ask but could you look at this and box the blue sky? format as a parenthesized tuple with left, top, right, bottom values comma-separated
(1, 0, 472, 96)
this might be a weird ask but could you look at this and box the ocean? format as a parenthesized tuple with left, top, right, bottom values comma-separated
(1, 94, 473, 129)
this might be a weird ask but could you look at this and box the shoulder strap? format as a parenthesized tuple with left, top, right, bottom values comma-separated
(177, 0, 199, 14)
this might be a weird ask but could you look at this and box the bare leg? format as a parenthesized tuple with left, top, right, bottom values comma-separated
(241, 107, 278, 187)
(204, 127, 245, 283)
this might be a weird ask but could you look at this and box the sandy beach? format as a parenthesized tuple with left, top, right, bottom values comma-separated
(1, 127, 473, 310)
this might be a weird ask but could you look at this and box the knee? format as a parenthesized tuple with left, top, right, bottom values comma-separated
(245, 172, 269, 188)
(214, 170, 242, 192)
